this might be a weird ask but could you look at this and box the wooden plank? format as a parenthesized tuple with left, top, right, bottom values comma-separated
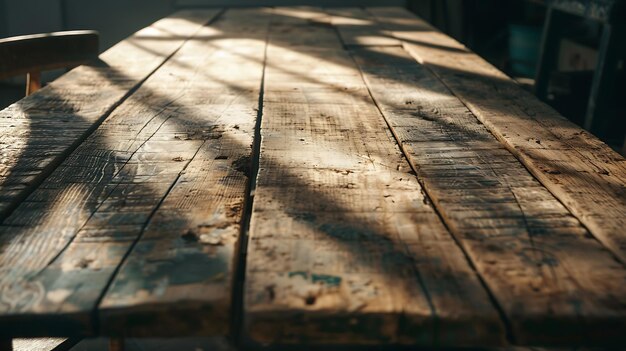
(327, 8, 401, 47)
(98, 8, 272, 337)
(13, 338, 77, 351)
(243, 8, 505, 348)
(0, 9, 243, 338)
(350, 41, 626, 347)
(0, 9, 222, 222)
(367, 7, 626, 280)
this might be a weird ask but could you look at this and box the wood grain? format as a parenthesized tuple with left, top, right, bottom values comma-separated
(2, 5, 626, 347)
(327, 7, 400, 47)
(0, 9, 222, 224)
(243, 8, 505, 347)
(98, 8, 272, 337)
(0, 10, 223, 337)
(367, 6, 626, 266)
(349, 17, 626, 347)
(13, 338, 77, 351)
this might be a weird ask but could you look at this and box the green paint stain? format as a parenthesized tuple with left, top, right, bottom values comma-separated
(312, 274, 342, 287)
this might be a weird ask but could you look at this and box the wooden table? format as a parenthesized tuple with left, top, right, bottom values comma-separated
(1, 6, 626, 350)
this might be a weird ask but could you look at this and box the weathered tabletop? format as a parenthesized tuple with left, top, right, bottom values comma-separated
(1, 6, 626, 349)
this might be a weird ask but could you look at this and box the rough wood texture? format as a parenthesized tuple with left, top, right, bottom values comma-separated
(13, 338, 77, 351)
(367, 7, 626, 276)
(1, 5, 626, 348)
(350, 42, 626, 347)
(327, 8, 400, 47)
(0, 10, 223, 337)
(0, 9, 221, 222)
(243, 8, 505, 347)
(98, 8, 271, 337)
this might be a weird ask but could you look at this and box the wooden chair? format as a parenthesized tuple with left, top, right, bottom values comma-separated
(534, 0, 625, 140)
(0, 30, 99, 96)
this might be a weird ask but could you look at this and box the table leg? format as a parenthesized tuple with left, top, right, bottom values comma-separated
(26, 70, 42, 96)
(109, 338, 124, 351)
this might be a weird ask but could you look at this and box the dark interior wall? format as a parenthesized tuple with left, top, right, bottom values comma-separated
(2, 0, 63, 37)
(406, 0, 534, 69)
(407, 0, 466, 41)
(0, 0, 177, 93)
(407, 0, 530, 44)
(0, 0, 176, 51)
(0, 0, 7, 37)
(0, 1, 160, 49)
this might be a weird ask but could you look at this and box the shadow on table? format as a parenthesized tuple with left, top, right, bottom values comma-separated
(0, 5, 620, 347)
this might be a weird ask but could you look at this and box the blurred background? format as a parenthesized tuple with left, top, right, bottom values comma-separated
(1, 0, 624, 152)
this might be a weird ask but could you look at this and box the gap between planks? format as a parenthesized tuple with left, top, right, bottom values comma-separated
(242, 6, 506, 348)
(338, 7, 626, 347)
(365, 7, 626, 265)
(96, 7, 273, 337)
(228, 8, 271, 348)
(338, 30, 517, 350)
(0, 7, 270, 335)
(0, 9, 224, 225)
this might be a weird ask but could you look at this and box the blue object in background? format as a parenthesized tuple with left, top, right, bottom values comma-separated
(509, 23, 543, 77)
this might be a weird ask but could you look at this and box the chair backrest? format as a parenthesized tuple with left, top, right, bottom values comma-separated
(0, 30, 99, 95)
